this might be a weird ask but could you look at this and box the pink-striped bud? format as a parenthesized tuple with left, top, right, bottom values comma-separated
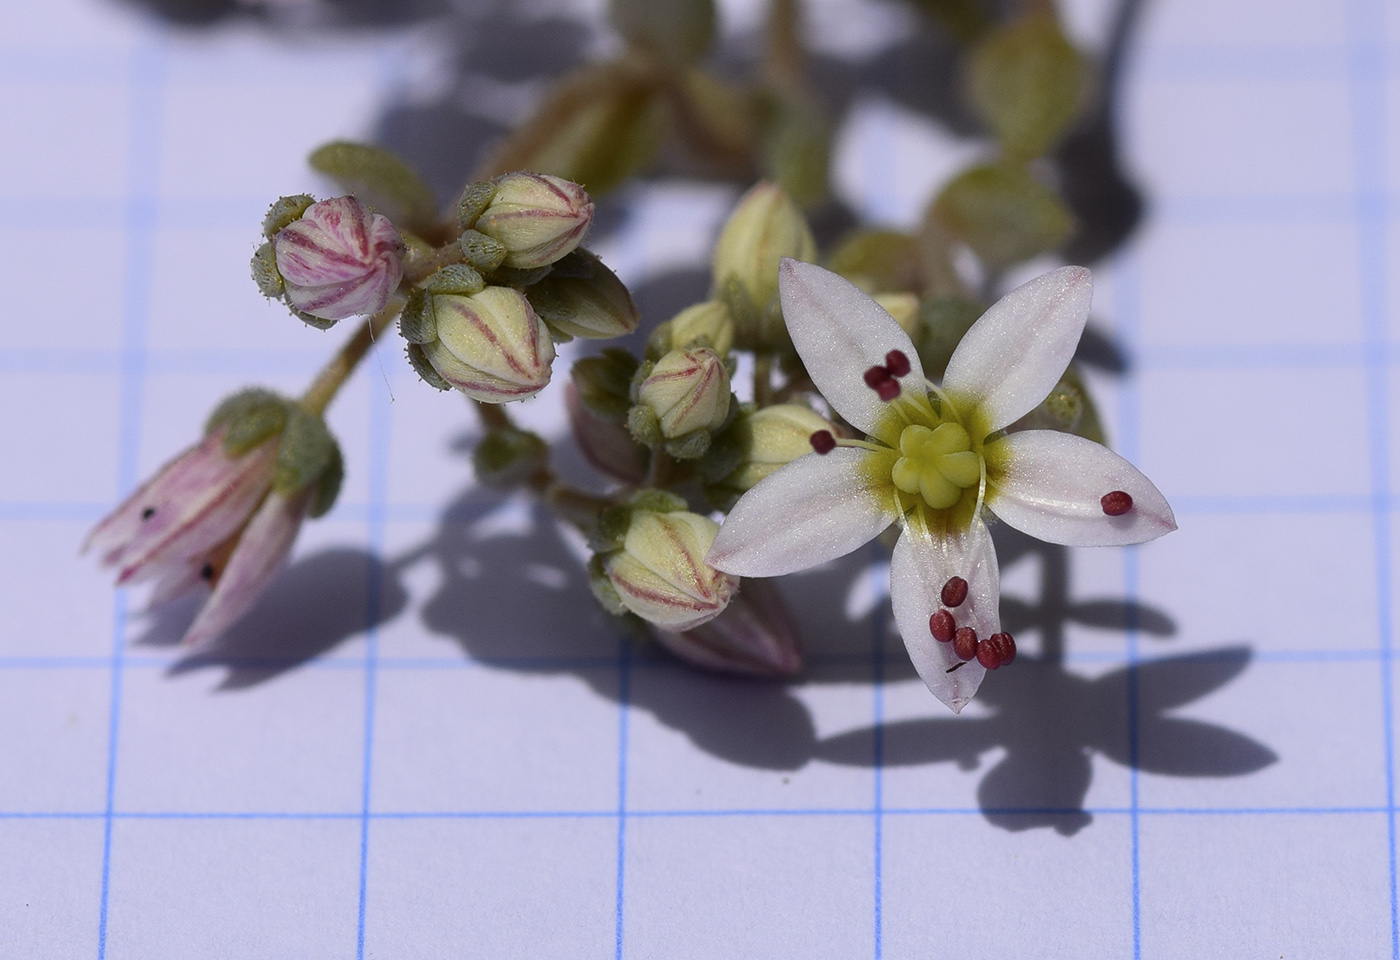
(602, 509, 737, 631)
(418, 287, 556, 403)
(273, 195, 405, 322)
(473, 173, 594, 269)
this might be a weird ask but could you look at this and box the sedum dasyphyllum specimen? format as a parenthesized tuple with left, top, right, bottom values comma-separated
(86, 0, 1172, 712)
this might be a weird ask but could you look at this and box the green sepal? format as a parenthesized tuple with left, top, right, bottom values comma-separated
(664, 428, 711, 461)
(472, 427, 548, 489)
(968, 11, 1086, 161)
(261, 194, 315, 239)
(398, 290, 437, 345)
(627, 488, 687, 513)
(290, 306, 339, 330)
(626, 403, 662, 447)
(405, 342, 451, 391)
(589, 504, 634, 554)
(573, 349, 640, 420)
(250, 241, 284, 298)
(307, 140, 438, 231)
(273, 406, 336, 496)
(697, 407, 750, 484)
(489, 264, 553, 288)
(586, 554, 629, 615)
(930, 163, 1074, 269)
(458, 230, 508, 274)
(309, 441, 344, 518)
(455, 180, 498, 231)
(206, 388, 289, 456)
(419, 263, 485, 296)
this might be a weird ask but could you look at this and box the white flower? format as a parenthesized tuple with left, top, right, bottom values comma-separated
(707, 260, 1175, 712)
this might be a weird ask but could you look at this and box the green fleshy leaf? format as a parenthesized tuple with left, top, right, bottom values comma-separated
(931, 163, 1074, 269)
(308, 140, 438, 230)
(608, 0, 716, 66)
(968, 11, 1086, 161)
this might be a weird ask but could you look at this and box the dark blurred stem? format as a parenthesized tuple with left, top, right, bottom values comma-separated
(766, 0, 805, 90)
(753, 352, 774, 405)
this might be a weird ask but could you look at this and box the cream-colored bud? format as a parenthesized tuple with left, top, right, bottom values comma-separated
(651, 300, 735, 358)
(420, 286, 556, 403)
(636, 347, 730, 439)
(603, 509, 737, 631)
(473, 173, 594, 269)
(722, 404, 832, 492)
(711, 181, 816, 310)
(874, 292, 921, 338)
(526, 249, 639, 340)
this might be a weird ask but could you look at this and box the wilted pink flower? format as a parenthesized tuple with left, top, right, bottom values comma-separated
(273, 195, 405, 322)
(84, 430, 314, 649)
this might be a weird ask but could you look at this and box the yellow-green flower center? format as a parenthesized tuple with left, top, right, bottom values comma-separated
(891, 422, 981, 509)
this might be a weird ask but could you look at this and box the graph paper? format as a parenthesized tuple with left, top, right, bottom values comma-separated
(1, 0, 1395, 957)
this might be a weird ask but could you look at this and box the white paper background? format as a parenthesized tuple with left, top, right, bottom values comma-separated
(2, 0, 1397, 957)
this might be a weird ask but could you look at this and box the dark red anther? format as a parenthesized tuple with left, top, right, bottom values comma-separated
(874, 378, 901, 401)
(987, 632, 1016, 666)
(200, 562, 215, 581)
(863, 365, 891, 390)
(940, 576, 968, 608)
(810, 430, 836, 454)
(1101, 490, 1134, 516)
(929, 609, 955, 643)
(952, 626, 978, 661)
(884, 350, 911, 378)
(975, 640, 1000, 669)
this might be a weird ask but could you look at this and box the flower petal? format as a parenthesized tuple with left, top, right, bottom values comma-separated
(707, 447, 897, 577)
(180, 489, 311, 649)
(890, 517, 1000, 713)
(778, 259, 925, 437)
(942, 266, 1092, 432)
(986, 430, 1177, 546)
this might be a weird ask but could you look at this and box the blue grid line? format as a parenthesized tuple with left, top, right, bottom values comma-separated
(1115, 250, 1145, 960)
(353, 327, 395, 957)
(5, 804, 1396, 822)
(1345, 1, 1397, 955)
(95, 36, 165, 960)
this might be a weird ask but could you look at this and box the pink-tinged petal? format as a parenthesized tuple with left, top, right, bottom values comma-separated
(778, 259, 925, 437)
(890, 518, 1000, 713)
(275, 196, 405, 322)
(144, 561, 205, 608)
(942, 266, 1092, 433)
(707, 446, 898, 577)
(985, 430, 1177, 547)
(181, 488, 312, 649)
(650, 578, 803, 677)
(86, 434, 277, 584)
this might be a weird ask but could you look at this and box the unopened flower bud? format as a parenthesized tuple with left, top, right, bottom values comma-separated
(711, 181, 816, 311)
(634, 347, 730, 442)
(708, 403, 833, 497)
(874, 292, 920, 338)
(472, 173, 594, 269)
(647, 300, 735, 359)
(526, 248, 640, 340)
(273, 195, 405, 323)
(649, 577, 802, 676)
(602, 508, 737, 631)
(567, 381, 648, 484)
(416, 286, 556, 403)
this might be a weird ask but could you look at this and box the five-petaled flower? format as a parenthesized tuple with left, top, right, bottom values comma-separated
(707, 260, 1176, 712)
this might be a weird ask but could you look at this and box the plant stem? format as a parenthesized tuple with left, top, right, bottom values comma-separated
(299, 306, 399, 417)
